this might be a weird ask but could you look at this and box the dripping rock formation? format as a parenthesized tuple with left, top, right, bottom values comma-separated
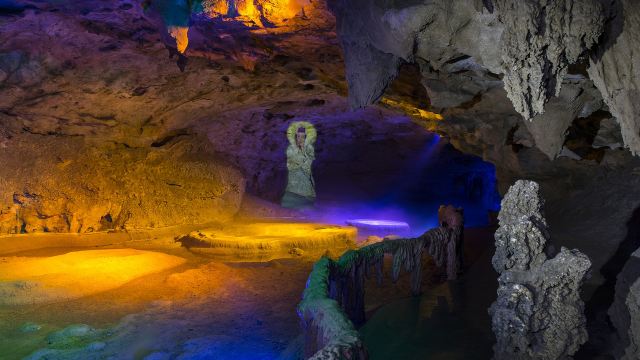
(328, 0, 640, 292)
(490, 180, 591, 360)
(298, 205, 464, 359)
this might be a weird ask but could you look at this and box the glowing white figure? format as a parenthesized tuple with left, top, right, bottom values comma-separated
(281, 121, 317, 208)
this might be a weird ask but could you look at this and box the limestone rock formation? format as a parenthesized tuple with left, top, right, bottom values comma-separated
(609, 248, 640, 360)
(593, 117, 624, 150)
(523, 76, 603, 159)
(329, 0, 605, 119)
(326, 0, 640, 292)
(490, 180, 592, 360)
(0, 0, 338, 233)
(329, 0, 505, 109)
(0, 134, 244, 233)
(493, 0, 604, 120)
(589, 0, 640, 155)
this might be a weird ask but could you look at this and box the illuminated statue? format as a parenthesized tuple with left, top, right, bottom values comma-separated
(282, 121, 317, 208)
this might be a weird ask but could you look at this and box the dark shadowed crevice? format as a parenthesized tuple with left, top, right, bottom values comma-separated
(576, 205, 640, 359)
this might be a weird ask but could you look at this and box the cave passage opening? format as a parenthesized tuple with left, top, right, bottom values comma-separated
(286, 113, 501, 237)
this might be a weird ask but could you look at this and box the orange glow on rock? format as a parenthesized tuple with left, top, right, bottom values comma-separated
(170, 0, 311, 53)
(178, 222, 356, 259)
(168, 26, 189, 53)
(0, 249, 186, 305)
(380, 97, 444, 121)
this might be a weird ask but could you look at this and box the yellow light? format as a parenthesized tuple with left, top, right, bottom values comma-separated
(380, 97, 444, 121)
(179, 222, 356, 259)
(0, 249, 186, 305)
(168, 26, 189, 54)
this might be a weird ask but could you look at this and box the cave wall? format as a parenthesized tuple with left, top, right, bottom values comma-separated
(0, 0, 340, 233)
(327, 0, 640, 287)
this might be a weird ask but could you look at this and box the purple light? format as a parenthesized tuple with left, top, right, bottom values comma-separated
(345, 218, 411, 239)
(346, 219, 409, 227)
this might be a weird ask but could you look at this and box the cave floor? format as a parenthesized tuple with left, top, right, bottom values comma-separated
(0, 226, 495, 360)
(0, 245, 313, 359)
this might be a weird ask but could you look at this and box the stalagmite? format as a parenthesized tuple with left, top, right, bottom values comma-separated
(490, 180, 592, 360)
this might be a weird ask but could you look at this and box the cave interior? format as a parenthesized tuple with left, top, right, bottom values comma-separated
(1, 0, 640, 359)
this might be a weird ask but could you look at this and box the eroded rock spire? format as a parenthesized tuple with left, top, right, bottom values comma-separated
(490, 180, 592, 360)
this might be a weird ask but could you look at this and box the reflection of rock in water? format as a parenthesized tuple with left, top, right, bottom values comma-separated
(490, 180, 591, 360)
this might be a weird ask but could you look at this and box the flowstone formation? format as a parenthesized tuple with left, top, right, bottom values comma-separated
(490, 180, 592, 360)
(298, 206, 464, 359)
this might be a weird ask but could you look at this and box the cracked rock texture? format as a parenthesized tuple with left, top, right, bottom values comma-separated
(0, 133, 244, 233)
(490, 180, 591, 360)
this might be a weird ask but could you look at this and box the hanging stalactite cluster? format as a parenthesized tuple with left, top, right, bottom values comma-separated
(298, 205, 464, 360)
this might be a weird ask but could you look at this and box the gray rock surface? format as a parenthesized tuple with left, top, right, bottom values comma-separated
(589, 0, 640, 155)
(492, 180, 548, 273)
(593, 117, 624, 149)
(327, 0, 640, 291)
(330, 0, 605, 122)
(609, 249, 640, 360)
(524, 76, 603, 159)
(494, 0, 604, 120)
(490, 180, 592, 360)
(418, 56, 503, 109)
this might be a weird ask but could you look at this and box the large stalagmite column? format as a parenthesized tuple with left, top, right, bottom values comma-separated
(490, 180, 591, 360)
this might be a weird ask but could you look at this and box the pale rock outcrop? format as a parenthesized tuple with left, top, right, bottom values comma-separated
(329, 0, 504, 108)
(490, 180, 591, 360)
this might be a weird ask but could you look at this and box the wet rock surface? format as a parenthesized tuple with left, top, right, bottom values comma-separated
(490, 180, 591, 360)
